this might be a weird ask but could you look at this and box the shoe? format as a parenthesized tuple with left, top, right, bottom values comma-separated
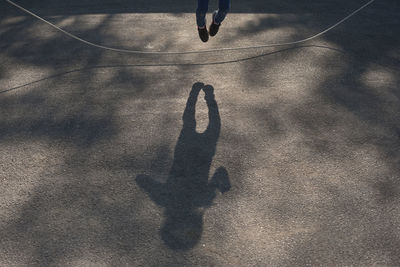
(197, 27, 209, 42)
(209, 11, 221, 37)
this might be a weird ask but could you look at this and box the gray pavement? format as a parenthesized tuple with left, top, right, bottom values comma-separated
(1, 0, 399, 266)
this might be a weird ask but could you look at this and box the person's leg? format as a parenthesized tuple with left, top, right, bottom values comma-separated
(209, 0, 229, 36)
(196, 0, 210, 42)
(196, 0, 209, 28)
(214, 0, 230, 24)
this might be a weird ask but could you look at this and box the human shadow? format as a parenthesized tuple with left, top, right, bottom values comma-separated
(136, 82, 230, 250)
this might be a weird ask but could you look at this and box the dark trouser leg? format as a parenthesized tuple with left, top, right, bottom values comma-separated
(196, 0, 209, 27)
(214, 0, 230, 24)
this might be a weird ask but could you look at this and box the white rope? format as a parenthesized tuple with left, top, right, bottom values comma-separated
(4, 0, 375, 55)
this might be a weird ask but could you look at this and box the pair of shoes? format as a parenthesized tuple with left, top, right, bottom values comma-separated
(197, 11, 221, 42)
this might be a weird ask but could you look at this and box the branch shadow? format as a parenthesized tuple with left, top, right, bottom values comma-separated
(0, 45, 345, 94)
(1, 0, 385, 15)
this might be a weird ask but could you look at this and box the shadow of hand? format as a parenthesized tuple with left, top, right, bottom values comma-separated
(210, 167, 231, 193)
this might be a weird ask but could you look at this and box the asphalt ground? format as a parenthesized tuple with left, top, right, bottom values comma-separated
(0, 0, 399, 266)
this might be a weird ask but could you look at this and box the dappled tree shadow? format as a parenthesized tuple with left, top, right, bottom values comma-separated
(0, 0, 399, 264)
(1, 0, 387, 15)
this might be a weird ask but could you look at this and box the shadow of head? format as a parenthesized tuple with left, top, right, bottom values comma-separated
(161, 209, 204, 250)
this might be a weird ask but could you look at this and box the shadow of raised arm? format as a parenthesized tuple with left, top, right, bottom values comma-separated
(136, 174, 168, 207)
